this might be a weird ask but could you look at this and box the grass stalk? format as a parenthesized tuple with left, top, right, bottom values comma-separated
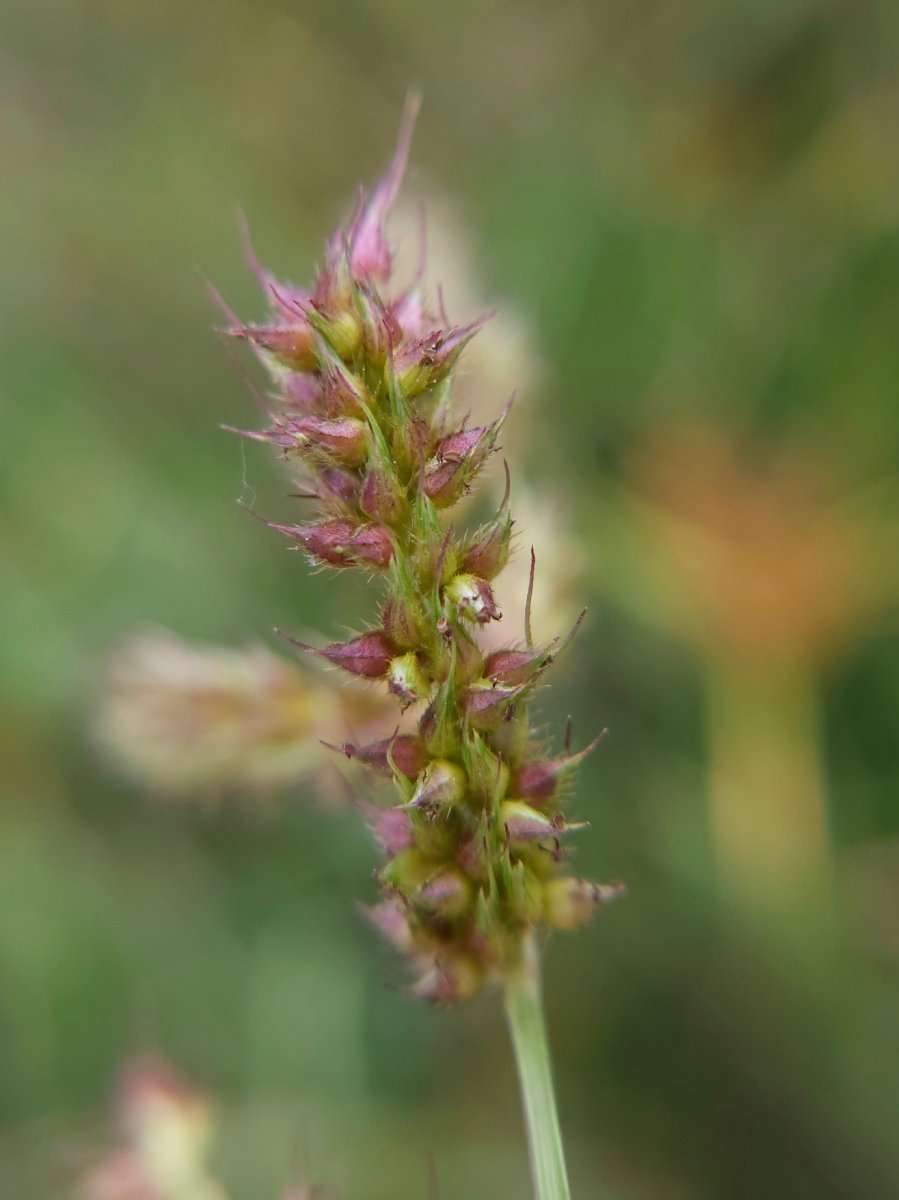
(504, 932, 572, 1200)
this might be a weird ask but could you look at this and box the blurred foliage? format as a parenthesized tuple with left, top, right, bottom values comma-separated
(1, 1, 898, 1197)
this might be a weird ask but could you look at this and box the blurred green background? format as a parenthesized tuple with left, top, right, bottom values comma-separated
(2, 1, 898, 1197)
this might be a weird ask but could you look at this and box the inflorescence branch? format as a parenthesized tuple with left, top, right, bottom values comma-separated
(225, 97, 623, 1004)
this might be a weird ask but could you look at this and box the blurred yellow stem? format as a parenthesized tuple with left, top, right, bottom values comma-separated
(705, 655, 830, 905)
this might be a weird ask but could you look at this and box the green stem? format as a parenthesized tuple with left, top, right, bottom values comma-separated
(504, 932, 572, 1200)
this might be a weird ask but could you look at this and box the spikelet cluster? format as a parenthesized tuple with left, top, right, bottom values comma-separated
(226, 100, 622, 1001)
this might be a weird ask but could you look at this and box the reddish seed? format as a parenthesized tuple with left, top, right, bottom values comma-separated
(318, 631, 397, 679)
(339, 735, 429, 780)
(270, 519, 394, 568)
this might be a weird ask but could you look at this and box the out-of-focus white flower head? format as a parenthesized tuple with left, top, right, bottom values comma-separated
(81, 1056, 333, 1200)
(485, 490, 587, 652)
(96, 630, 396, 801)
(389, 190, 544, 461)
(82, 1056, 226, 1200)
(389, 196, 582, 653)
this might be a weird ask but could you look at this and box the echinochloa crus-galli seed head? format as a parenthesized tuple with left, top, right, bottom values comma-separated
(223, 96, 624, 1005)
